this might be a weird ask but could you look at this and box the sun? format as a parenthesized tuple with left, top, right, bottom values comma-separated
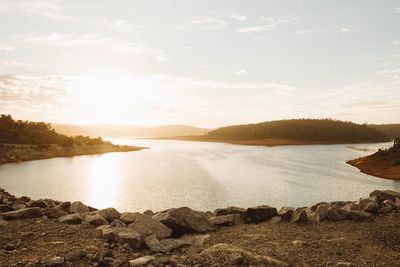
(68, 73, 166, 125)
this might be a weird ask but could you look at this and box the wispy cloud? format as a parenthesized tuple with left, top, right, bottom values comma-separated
(296, 30, 312, 35)
(0, 1, 77, 22)
(0, 45, 15, 52)
(238, 17, 293, 33)
(100, 19, 141, 34)
(334, 26, 354, 33)
(178, 15, 227, 31)
(233, 70, 247, 75)
(230, 14, 247, 21)
(0, 59, 31, 70)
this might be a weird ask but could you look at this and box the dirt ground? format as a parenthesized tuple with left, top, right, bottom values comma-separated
(1, 212, 400, 266)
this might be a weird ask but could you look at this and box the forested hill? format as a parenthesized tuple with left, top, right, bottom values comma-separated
(369, 124, 400, 140)
(0, 114, 108, 146)
(204, 119, 390, 143)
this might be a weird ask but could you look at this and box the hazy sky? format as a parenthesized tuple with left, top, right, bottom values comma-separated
(0, 0, 399, 127)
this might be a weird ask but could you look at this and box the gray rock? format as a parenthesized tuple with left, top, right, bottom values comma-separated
(278, 207, 295, 221)
(180, 234, 210, 247)
(98, 208, 121, 222)
(247, 205, 278, 223)
(267, 216, 282, 224)
(129, 256, 156, 266)
(12, 203, 27, 210)
(152, 207, 214, 237)
(346, 210, 374, 222)
(45, 256, 64, 266)
(65, 248, 87, 262)
(57, 213, 84, 224)
(290, 209, 308, 223)
(212, 206, 247, 220)
(111, 219, 126, 227)
(43, 208, 68, 219)
(327, 207, 348, 221)
(144, 234, 190, 253)
(200, 243, 287, 266)
(126, 212, 172, 239)
(98, 225, 114, 241)
(55, 201, 71, 213)
(143, 210, 154, 216)
(19, 196, 31, 202)
(85, 214, 109, 227)
(2, 207, 42, 220)
(0, 204, 13, 212)
(207, 214, 244, 227)
(377, 206, 392, 214)
(370, 190, 400, 203)
(43, 199, 57, 208)
(358, 198, 379, 213)
(69, 201, 89, 213)
(114, 228, 142, 249)
(310, 204, 330, 223)
(343, 203, 360, 211)
(28, 199, 48, 208)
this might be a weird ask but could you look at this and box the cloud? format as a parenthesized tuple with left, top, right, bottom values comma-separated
(334, 26, 354, 33)
(233, 70, 247, 75)
(296, 30, 312, 35)
(178, 16, 227, 31)
(156, 50, 169, 62)
(0, 45, 15, 52)
(230, 14, 247, 21)
(0, 1, 77, 22)
(100, 19, 141, 34)
(237, 17, 293, 33)
(0, 60, 31, 70)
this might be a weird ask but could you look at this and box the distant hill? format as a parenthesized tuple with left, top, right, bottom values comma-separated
(201, 119, 389, 144)
(368, 124, 400, 140)
(51, 124, 209, 138)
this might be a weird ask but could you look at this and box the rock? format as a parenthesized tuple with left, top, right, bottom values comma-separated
(327, 207, 348, 221)
(394, 198, 400, 208)
(346, 210, 374, 222)
(114, 228, 142, 249)
(336, 262, 354, 267)
(2, 207, 42, 220)
(129, 256, 156, 266)
(55, 201, 71, 213)
(65, 248, 87, 262)
(310, 204, 330, 223)
(12, 203, 27, 210)
(45, 256, 64, 266)
(267, 216, 282, 224)
(98, 225, 114, 241)
(43, 199, 57, 208)
(308, 202, 328, 212)
(292, 240, 308, 247)
(207, 214, 244, 227)
(290, 208, 308, 223)
(111, 219, 126, 227)
(382, 199, 396, 208)
(200, 243, 286, 266)
(181, 234, 210, 247)
(125, 212, 172, 239)
(57, 213, 84, 224)
(212, 206, 247, 219)
(377, 206, 392, 214)
(69, 201, 89, 213)
(358, 198, 379, 213)
(246, 205, 278, 223)
(98, 208, 121, 222)
(143, 210, 154, 216)
(343, 203, 360, 211)
(28, 199, 48, 208)
(19, 196, 31, 202)
(0, 219, 8, 227)
(278, 207, 295, 221)
(370, 190, 400, 203)
(0, 204, 13, 212)
(42, 208, 68, 219)
(152, 207, 214, 237)
(144, 234, 190, 253)
(85, 214, 109, 227)
(3, 243, 15, 251)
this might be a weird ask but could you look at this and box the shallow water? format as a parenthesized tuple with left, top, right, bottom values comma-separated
(0, 140, 398, 212)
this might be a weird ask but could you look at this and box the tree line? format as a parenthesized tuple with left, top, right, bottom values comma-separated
(0, 115, 109, 146)
(205, 119, 390, 143)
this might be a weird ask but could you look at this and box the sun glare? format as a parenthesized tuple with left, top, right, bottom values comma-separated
(69, 74, 166, 124)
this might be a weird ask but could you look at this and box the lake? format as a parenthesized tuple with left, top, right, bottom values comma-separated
(0, 140, 399, 212)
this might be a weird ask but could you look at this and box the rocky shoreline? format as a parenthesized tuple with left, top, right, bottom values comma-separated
(0, 144, 145, 165)
(1, 188, 400, 266)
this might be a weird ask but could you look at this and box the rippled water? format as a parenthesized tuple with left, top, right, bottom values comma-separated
(0, 140, 399, 212)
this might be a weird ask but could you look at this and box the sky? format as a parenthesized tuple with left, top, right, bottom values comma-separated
(0, 0, 399, 127)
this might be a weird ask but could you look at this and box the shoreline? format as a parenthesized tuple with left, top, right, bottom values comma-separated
(1, 187, 400, 266)
(152, 136, 389, 147)
(347, 154, 400, 181)
(0, 143, 146, 165)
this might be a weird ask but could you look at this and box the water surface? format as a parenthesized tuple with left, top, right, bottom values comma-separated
(0, 140, 398, 212)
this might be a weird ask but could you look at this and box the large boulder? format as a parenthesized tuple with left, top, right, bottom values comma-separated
(55, 201, 71, 213)
(28, 199, 48, 208)
(0, 204, 13, 212)
(358, 198, 379, 213)
(370, 190, 400, 204)
(207, 214, 244, 227)
(310, 204, 330, 223)
(85, 214, 109, 227)
(290, 209, 308, 223)
(343, 203, 360, 211)
(2, 207, 42, 220)
(212, 207, 248, 220)
(346, 210, 374, 222)
(152, 207, 214, 237)
(69, 201, 89, 214)
(278, 207, 295, 221)
(97, 208, 121, 222)
(58, 214, 84, 224)
(113, 227, 142, 249)
(200, 243, 287, 266)
(326, 207, 348, 221)
(123, 212, 172, 239)
(246, 206, 278, 223)
(43, 207, 68, 219)
(144, 234, 190, 253)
